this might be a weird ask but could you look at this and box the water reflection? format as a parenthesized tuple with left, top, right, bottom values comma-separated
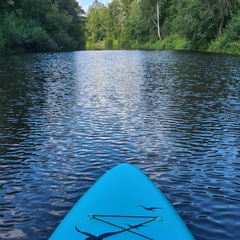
(0, 50, 240, 240)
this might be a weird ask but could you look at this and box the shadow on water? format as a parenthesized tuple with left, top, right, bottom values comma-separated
(0, 50, 240, 239)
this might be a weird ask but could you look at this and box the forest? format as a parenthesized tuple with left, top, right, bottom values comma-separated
(0, 0, 85, 53)
(86, 0, 240, 54)
(0, 0, 240, 54)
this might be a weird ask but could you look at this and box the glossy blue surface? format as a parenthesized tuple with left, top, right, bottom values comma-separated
(49, 164, 194, 239)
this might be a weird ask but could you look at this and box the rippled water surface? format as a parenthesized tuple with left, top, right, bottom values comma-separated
(0, 50, 240, 239)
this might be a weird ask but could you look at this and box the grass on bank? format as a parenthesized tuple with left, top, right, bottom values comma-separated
(209, 36, 240, 55)
(86, 34, 240, 56)
(130, 34, 188, 50)
(86, 39, 120, 50)
(86, 34, 189, 51)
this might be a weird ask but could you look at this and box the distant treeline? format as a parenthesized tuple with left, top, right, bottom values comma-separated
(0, 0, 85, 53)
(86, 0, 240, 54)
(1, 0, 240, 54)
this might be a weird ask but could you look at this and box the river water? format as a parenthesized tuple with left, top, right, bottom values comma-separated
(0, 50, 240, 240)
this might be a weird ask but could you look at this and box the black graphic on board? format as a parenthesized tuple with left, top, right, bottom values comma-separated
(125, 223, 147, 230)
(75, 206, 163, 239)
(138, 205, 162, 211)
(75, 226, 125, 240)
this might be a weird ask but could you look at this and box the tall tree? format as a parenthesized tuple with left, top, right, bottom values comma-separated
(86, 0, 108, 44)
(152, 2, 161, 39)
(216, 0, 238, 35)
(175, 0, 219, 48)
(124, 0, 143, 42)
(108, 0, 123, 39)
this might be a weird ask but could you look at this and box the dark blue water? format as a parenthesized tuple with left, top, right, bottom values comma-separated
(0, 50, 240, 239)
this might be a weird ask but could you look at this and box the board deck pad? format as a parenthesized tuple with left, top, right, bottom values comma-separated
(49, 163, 195, 239)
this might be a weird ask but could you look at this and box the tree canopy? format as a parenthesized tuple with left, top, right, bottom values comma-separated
(0, 0, 86, 53)
(86, 0, 240, 54)
(1, 0, 239, 54)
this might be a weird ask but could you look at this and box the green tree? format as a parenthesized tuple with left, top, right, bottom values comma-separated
(216, 0, 239, 35)
(124, 0, 143, 42)
(84, 0, 240, 53)
(120, 0, 135, 19)
(209, 6, 240, 54)
(107, 0, 124, 39)
(56, 0, 86, 48)
(136, 0, 171, 41)
(86, 0, 108, 44)
(0, 0, 85, 53)
(175, 0, 219, 49)
(0, 12, 57, 53)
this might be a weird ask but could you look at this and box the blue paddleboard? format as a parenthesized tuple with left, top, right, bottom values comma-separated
(49, 163, 195, 239)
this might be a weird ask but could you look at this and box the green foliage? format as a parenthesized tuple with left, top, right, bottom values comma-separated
(155, 34, 187, 50)
(124, 0, 144, 43)
(130, 34, 187, 50)
(0, 13, 58, 53)
(4, 0, 238, 53)
(0, 13, 26, 51)
(44, 2, 79, 50)
(223, 8, 240, 42)
(175, 0, 219, 49)
(107, 0, 124, 41)
(209, 35, 240, 55)
(209, 8, 240, 54)
(85, 0, 240, 54)
(0, 0, 85, 53)
(86, 0, 108, 45)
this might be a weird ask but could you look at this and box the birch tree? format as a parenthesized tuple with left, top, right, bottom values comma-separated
(152, 2, 161, 39)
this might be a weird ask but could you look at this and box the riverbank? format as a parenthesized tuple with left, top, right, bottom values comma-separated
(86, 34, 240, 55)
(86, 35, 187, 51)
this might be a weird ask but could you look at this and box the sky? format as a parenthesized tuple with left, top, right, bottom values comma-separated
(78, 0, 112, 12)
